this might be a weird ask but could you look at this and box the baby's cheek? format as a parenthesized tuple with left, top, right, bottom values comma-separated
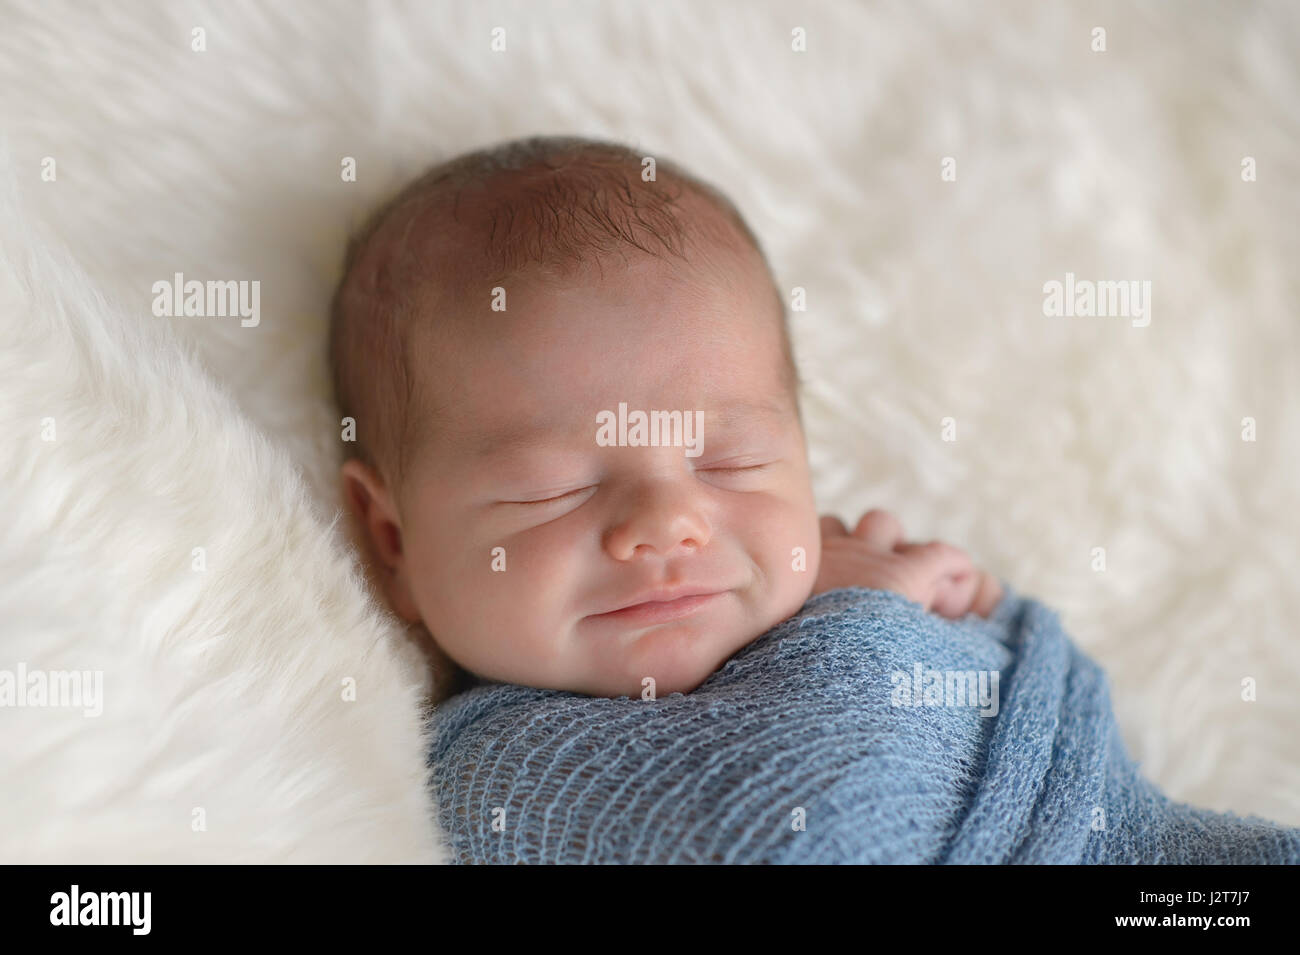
(459, 526, 587, 669)
(795, 504, 822, 595)
(740, 494, 820, 615)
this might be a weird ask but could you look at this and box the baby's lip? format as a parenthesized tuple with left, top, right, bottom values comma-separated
(587, 590, 728, 627)
(592, 584, 729, 617)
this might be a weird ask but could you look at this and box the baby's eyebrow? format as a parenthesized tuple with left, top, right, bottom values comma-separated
(463, 397, 791, 462)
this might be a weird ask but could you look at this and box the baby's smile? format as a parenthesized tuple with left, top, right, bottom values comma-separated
(584, 587, 731, 624)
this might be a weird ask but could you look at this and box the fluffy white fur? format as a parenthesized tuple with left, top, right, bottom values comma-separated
(0, 167, 444, 862)
(0, 0, 1297, 864)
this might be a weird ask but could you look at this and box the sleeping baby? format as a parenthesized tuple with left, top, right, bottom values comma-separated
(329, 135, 1300, 864)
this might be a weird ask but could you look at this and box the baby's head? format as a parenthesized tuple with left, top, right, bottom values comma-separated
(330, 135, 821, 698)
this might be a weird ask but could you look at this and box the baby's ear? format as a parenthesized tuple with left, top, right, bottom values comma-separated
(339, 458, 421, 623)
(340, 457, 404, 569)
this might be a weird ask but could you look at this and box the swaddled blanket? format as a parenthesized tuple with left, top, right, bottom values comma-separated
(428, 586, 1300, 864)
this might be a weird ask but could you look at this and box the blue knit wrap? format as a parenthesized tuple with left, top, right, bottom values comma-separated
(427, 586, 1300, 863)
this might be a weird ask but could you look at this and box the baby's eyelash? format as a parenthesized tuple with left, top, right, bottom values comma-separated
(508, 486, 594, 506)
(703, 463, 770, 472)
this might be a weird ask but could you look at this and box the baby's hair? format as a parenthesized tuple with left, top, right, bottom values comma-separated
(328, 134, 800, 496)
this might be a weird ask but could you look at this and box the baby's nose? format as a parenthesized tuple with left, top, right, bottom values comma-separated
(601, 481, 712, 560)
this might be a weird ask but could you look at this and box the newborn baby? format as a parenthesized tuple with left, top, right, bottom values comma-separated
(330, 134, 1001, 701)
(330, 136, 1300, 864)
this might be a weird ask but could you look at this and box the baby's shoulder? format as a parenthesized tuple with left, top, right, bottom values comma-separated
(709, 586, 1018, 695)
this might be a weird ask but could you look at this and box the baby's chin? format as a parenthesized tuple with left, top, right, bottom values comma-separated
(572, 589, 786, 699)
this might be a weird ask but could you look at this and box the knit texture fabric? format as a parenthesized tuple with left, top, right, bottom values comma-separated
(427, 586, 1300, 864)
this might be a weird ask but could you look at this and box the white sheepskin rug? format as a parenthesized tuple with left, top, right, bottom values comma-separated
(0, 169, 443, 862)
(1, 0, 1297, 863)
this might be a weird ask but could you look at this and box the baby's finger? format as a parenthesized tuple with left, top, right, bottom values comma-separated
(853, 509, 905, 552)
(895, 540, 974, 592)
(819, 515, 850, 540)
(930, 571, 981, 619)
(970, 571, 1004, 618)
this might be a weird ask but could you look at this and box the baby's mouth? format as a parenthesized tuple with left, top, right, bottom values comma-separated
(587, 589, 729, 626)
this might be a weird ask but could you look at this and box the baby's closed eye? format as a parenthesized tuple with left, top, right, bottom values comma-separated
(500, 485, 598, 506)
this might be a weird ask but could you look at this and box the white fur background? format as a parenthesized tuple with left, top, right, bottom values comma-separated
(1, 0, 1296, 863)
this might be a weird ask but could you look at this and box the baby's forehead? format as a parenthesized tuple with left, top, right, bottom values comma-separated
(415, 251, 782, 397)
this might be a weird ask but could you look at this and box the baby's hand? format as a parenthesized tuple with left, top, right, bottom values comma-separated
(813, 509, 1003, 619)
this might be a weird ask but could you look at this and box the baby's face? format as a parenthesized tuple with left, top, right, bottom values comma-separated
(386, 250, 821, 697)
